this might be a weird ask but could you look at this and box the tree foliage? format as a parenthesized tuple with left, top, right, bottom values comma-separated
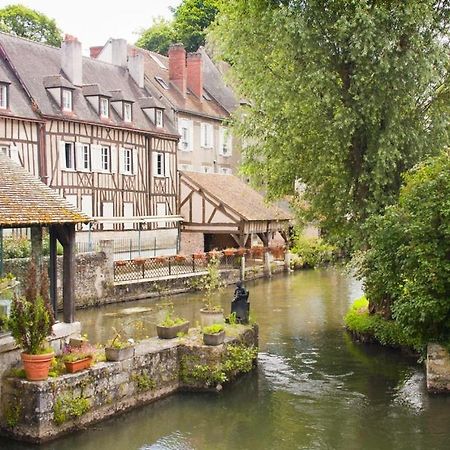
(136, 0, 219, 54)
(212, 0, 449, 248)
(0, 4, 62, 47)
(357, 152, 450, 345)
(135, 17, 176, 55)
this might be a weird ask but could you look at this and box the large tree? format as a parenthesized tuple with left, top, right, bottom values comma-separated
(136, 0, 219, 53)
(212, 0, 449, 248)
(0, 4, 62, 47)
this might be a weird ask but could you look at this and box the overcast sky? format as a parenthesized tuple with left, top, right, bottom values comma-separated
(0, 0, 182, 51)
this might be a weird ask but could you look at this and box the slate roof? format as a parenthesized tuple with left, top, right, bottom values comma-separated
(0, 32, 178, 136)
(181, 171, 292, 222)
(133, 46, 229, 120)
(0, 152, 90, 227)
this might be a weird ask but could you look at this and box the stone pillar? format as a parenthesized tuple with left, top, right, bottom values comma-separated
(263, 250, 272, 278)
(240, 254, 246, 281)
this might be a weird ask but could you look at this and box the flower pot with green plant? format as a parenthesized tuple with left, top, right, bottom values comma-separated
(63, 343, 95, 373)
(8, 264, 54, 381)
(156, 307, 189, 339)
(202, 323, 225, 346)
(105, 328, 135, 361)
(199, 256, 225, 327)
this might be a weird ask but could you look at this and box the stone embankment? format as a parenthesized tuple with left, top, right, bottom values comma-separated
(0, 324, 258, 443)
(426, 343, 450, 393)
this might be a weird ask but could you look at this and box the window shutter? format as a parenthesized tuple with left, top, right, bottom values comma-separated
(188, 121, 194, 151)
(227, 133, 233, 156)
(111, 145, 118, 173)
(9, 145, 20, 164)
(200, 123, 206, 147)
(59, 141, 66, 169)
(132, 148, 138, 175)
(152, 151, 158, 176)
(165, 152, 170, 178)
(208, 124, 214, 148)
(219, 128, 224, 156)
(91, 144, 102, 172)
(75, 142, 83, 171)
(119, 147, 125, 174)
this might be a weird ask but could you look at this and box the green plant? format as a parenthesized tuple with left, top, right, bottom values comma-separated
(53, 394, 90, 425)
(226, 312, 238, 325)
(291, 234, 336, 268)
(158, 306, 187, 327)
(8, 263, 54, 354)
(48, 357, 66, 378)
(107, 327, 135, 349)
(203, 324, 224, 335)
(198, 256, 224, 311)
(4, 402, 22, 428)
(132, 372, 156, 392)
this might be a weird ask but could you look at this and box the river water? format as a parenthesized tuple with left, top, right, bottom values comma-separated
(2, 269, 450, 449)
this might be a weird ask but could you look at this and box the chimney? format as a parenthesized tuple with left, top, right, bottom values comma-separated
(128, 48, 144, 88)
(89, 46, 102, 59)
(61, 34, 82, 86)
(110, 38, 128, 68)
(168, 43, 186, 96)
(187, 52, 203, 101)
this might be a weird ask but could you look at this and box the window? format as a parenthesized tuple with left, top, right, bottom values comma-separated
(0, 84, 9, 109)
(100, 97, 109, 118)
(63, 142, 75, 170)
(201, 123, 213, 148)
(80, 144, 90, 171)
(62, 89, 72, 112)
(155, 76, 169, 90)
(124, 102, 132, 122)
(155, 109, 163, 127)
(1, 144, 19, 164)
(202, 165, 213, 174)
(101, 146, 111, 171)
(155, 152, 165, 176)
(219, 127, 232, 157)
(220, 167, 232, 175)
(178, 119, 192, 151)
(181, 126, 189, 150)
(123, 148, 133, 174)
(65, 194, 77, 208)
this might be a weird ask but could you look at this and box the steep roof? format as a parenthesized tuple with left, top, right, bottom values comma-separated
(0, 32, 178, 137)
(0, 152, 90, 227)
(135, 46, 229, 120)
(181, 171, 292, 222)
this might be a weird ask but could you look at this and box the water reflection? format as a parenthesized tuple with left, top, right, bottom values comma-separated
(2, 269, 450, 450)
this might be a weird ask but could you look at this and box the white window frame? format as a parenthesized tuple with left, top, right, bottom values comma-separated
(81, 194, 93, 230)
(154, 152, 165, 177)
(155, 109, 163, 128)
(99, 97, 109, 118)
(63, 142, 76, 170)
(0, 84, 8, 109)
(62, 89, 73, 112)
(78, 143, 91, 171)
(201, 123, 213, 148)
(219, 127, 232, 157)
(123, 102, 132, 122)
(101, 146, 111, 172)
(123, 147, 133, 174)
(178, 119, 193, 152)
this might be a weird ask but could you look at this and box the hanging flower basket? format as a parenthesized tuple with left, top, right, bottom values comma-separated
(193, 252, 206, 260)
(223, 248, 236, 256)
(250, 246, 265, 258)
(236, 247, 247, 256)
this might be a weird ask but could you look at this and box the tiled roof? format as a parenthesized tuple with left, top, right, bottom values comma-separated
(0, 153, 90, 227)
(0, 32, 178, 136)
(181, 171, 292, 222)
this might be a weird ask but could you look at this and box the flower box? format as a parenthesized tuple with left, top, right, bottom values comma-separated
(193, 252, 206, 260)
(236, 248, 247, 256)
(174, 255, 187, 262)
(64, 356, 93, 374)
(223, 248, 236, 256)
(133, 258, 146, 266)
(203, 330, 225, 346)
(156, 321, 189, 339)
(115, 260, 128, 267)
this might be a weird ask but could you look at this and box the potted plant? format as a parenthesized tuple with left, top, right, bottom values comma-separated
(202, 324, 225, 346)
(250, 245, 265, 258)
(236, 247, 247, 256)
(199, 256, 225, 327)
(105, 329, 135, 361)
(63, 344, 94, 373)
(192, 251, 206, 261)
(154, 255, 167, 263)
(223, 248, 236, 257)
(156, 308, 189, 339)
(174, 254, 186, 262)
(8, 264, 54, 381)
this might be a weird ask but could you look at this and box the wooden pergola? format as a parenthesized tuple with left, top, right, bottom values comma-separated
(0, 153, 90, 323)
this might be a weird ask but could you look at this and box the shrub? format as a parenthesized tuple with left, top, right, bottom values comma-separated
(356, 152, 450, 345)
(291, 234, 336, 268)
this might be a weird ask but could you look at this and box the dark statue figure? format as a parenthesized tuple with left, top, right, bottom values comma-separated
(230, 281, 250, 324)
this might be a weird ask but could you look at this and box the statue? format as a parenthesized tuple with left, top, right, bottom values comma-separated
(230, 281, 250, 324)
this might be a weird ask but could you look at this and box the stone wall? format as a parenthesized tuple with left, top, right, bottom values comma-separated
(426, 343, 450, 393)
(179, 231, 204, 255)
(0, 325, 258, 443)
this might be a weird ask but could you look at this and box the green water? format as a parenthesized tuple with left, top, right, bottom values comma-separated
(2, 269, 449, 449)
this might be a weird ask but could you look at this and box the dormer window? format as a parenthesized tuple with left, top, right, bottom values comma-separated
(0, 83, 9, 109)
(155, 109, 163, 127)
(62, 89, 72, 112)
(124, 102, 132, 122)
(100, 97, 109, 118)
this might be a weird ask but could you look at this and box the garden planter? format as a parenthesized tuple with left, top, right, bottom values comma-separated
(236, 248, 247, 256)
(251, 247, 265, 258)
(21, 352, 54, 381)
(105, 346, 135, 361)
(134, 258, 146, 266)
(223, 249, 236, 256)
(154, 256, 167, 263)
(64, 356, 93, 373)
(156, 321, 189, 339)
(174, 255, 186, 262)
(203, 330, 225, 346)
(193, 253, 206, 260)
(115, 260, 127, 267)
(200, 309, 224, 327)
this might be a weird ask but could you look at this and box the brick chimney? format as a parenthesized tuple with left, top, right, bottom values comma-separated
(89, 46, 102, 59)
(168, 43, 186, 96)
(186, 52, 203, 101)
(61, 34, 82, 86)
(128, 48, 144, 88)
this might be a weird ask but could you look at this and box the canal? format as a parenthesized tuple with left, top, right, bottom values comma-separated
(2, 268, 450, 449)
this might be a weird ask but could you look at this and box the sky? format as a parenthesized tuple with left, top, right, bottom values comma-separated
(0, 0, 182, 51)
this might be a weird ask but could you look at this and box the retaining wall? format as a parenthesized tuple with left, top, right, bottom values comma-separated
(427, 343, 450, 393)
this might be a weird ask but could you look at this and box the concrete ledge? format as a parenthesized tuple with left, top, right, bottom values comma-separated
(0, 324, 258, 443)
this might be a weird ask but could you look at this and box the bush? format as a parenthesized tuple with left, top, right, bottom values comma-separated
(3, 236, 63, 259)
(290, 235, 336, 268)
(344, 297, 422, 351)
(356, 152, 450, 345)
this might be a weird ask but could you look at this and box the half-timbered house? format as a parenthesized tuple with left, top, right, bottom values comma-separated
(0, 32, 181, 256)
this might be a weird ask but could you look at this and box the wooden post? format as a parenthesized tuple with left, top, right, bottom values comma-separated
(62, 224, 76, 323)
(49, 226, 58, 317)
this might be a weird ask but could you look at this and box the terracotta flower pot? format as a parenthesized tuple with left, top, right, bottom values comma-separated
(203, 330, 225, 346)
(21, 352, 54, 381)
(64, 356, 93, 374)
(156, 321, 189, 339)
